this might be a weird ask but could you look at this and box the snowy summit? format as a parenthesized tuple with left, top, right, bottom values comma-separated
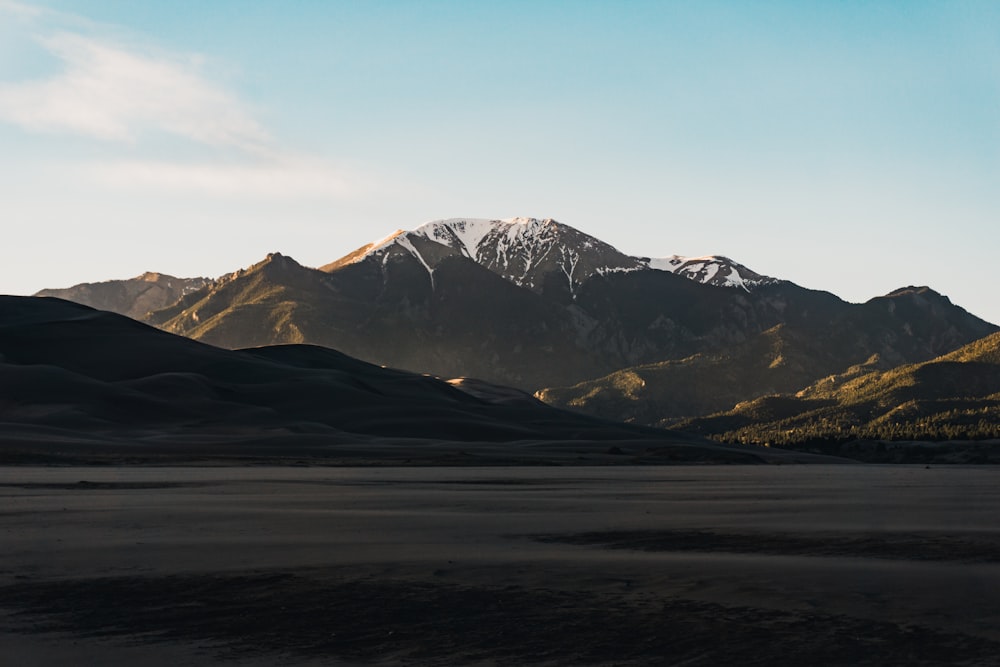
(324, 217, 777, 294)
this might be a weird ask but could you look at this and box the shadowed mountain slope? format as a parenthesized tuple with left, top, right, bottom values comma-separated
(145, 244, 997, 411)
(539, 286, 998, 423)
(536, 325, 871, 424)
(2, 296, 808, 465)
(145, 250, 828, 390)
(146, 252, 607, 389)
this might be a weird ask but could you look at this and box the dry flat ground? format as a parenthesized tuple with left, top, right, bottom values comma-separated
(2, 465, 1000, 666)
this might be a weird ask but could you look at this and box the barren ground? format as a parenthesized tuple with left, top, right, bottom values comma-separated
(2, 464, 999, 666)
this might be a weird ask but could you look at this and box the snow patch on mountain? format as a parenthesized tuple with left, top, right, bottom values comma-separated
(412, 218, 499, 260)
(329, 217, 776, 294)
(644, 255, 775, 292)
(341, 218, 512, 266)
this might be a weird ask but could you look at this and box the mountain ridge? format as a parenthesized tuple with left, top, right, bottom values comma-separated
(35, 272, 212, 320)
(322, 217, 779, 297)
(27, 218, 998, 428)
(537, 283, 996, 425)
(2, 295, 810, 466)
(674, 329, 1000, 455)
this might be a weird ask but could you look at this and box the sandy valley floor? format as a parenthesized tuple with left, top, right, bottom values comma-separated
(2, 464, 1000, 666)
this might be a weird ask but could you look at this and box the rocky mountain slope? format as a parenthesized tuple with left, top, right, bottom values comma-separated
(675, 329, 1000, 454)
(147, 251, 606, 389)
(35, 272, 212, 320)
(145, 239, 995, 407)
(538, 286, 997, 422)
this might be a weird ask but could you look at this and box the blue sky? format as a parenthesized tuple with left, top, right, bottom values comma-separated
(2, 1, 999, 323)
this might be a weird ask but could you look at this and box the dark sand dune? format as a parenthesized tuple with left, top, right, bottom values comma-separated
(0, 296, 832, 464)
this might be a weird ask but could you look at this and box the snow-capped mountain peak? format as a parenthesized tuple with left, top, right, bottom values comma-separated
(323, 217, 776, 294)
(644, 255, 775, 292)
(411, 218, 506, 260)
(406, 218, 640, 295)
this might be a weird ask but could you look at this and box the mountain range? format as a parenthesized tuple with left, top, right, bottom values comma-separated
(539, 286, 995, 422)
(1, 295, 815, 465)
(320, 218, 778, 295)
(31, 217, 999, 438)
(676, 329, 1000, 462)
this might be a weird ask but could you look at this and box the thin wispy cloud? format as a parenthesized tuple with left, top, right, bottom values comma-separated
(0, 4, 371, 199)
(90, 157, 365, 199)
(0, 0, 43, 19)
(0, 31, 269, 151)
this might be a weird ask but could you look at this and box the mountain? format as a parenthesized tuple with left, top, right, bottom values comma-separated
(147, 242, 994, 412)
(35, 272, 212, 320)
(537, 324, 878, 425)
(32, 218, 998, 426)
(142, 248, 820, 391)
(645, 253, 774, 290)
(538, 286, 998, 423)
(146, 251, 609, 389)
(322, 218, 778, 299)
(675, 329, 1000, 458)
(0, 295, 805, 465)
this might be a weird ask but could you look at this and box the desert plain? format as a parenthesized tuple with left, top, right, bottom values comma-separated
(2, 463, 1000, 666)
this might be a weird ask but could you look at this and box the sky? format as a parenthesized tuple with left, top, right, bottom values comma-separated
(1, 0, 998, 323)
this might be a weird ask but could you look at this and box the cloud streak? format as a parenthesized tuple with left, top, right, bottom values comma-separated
(89, 156, 368, 200)
(0, 9, 382, 200)
(0, 31, 269, 151)
(0, 0, 44, 19)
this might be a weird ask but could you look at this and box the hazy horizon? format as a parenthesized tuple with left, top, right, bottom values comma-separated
(2, 1, 998, 324)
